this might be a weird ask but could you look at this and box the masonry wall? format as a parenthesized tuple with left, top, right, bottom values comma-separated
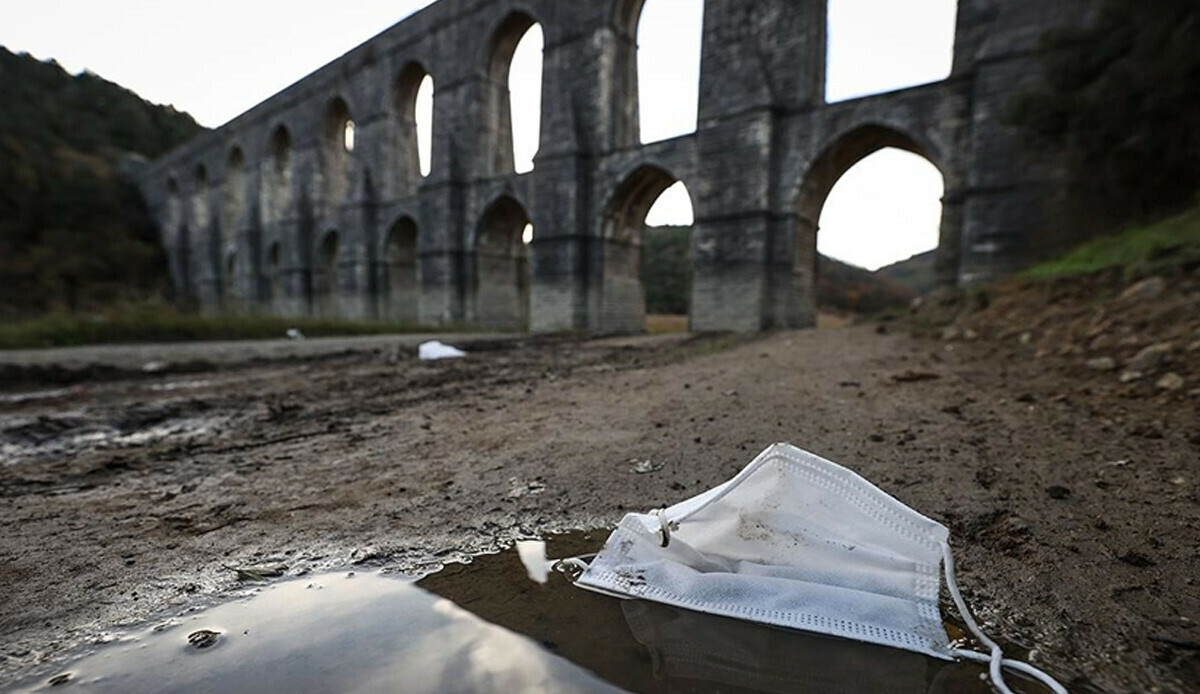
(139, 0, 1098, 334)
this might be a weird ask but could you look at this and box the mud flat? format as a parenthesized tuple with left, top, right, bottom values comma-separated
(1, 326, 1196, 692)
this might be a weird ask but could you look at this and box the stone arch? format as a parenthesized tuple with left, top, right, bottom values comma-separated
(600, 164, 693, 333)
(474, 195, 532, 331)
(483, 11, 542, 176)
(394, 62, 434, 195)
(381, 216, 420, 323)
(222, 146, 248, 242)
(315, 230, 340, 316)
(612, 0, 703, 146)
(792, 124, 948, 318)
(322, 98, 355, 208)
(264, 125, 293, 224)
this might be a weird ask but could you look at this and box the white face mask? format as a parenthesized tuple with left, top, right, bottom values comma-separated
(567, 444, 1067, 694)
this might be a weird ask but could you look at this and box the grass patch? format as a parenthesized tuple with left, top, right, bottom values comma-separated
(1023, 207, 1200, 280)
(645, 314, 689, 335)
(0, 303, 463, 350)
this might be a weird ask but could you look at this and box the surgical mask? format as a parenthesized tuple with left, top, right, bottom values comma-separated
(564, 443, 1067, 694)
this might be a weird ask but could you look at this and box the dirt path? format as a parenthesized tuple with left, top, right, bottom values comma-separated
(1, 327, 1196, 692)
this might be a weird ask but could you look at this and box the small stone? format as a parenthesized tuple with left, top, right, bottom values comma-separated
(941, 326, 962, 341)
(1117, 551, 1155, 568)
(187, 630, 221, 649)
(1019, 332, 1034, 345)
(1119, 277, 1166, 301)
(1047, 485, 1072, 500)
(1119, 371, 1145, 384)
(1156, 373, 1185, 392)
(1086, 357, 1118, 372)
(1127, 343, 1173, 374)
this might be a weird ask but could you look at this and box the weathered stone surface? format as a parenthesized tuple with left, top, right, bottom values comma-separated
(137, 0, 1099, 333)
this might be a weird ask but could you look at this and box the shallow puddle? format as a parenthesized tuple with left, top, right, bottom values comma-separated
(9, 531, 1055, 693)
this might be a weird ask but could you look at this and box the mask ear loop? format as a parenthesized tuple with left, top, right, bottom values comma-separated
(942, 543, 1069, 694)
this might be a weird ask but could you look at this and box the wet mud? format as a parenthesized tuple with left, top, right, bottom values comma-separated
(0, 328, 1196, 693)
(9, 532, 1069, 694)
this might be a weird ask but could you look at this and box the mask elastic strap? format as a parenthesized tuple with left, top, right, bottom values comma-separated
(942, 543, 1068, 694)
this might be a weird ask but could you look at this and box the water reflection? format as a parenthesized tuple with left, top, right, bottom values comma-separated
(10, 531, 1049, 694)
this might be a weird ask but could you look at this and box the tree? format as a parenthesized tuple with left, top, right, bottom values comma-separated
(1012, 0, 1200, 223)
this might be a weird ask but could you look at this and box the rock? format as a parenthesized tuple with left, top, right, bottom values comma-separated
(1019, 332, 1034, 345)
(1047, 485, 1072, 500)
(1086, 357, 1118, 372)
(1127, 343, 1173, 374)
(964, 328, 979, 341)
(1156, 373, 1185, 392)
(909, 297, 925, 312)
(1120, 277, 1166, 301)
(187, 630, 221, 649)
(1117, 550, 1156, 568)
(1119, 371, 1145, 384)
(941, 326, 962, 341)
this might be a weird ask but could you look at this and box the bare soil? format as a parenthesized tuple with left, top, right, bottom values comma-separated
(1, 311, 1197, 692)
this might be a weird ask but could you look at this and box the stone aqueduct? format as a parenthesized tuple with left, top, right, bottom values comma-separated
(139, 0, 1093, 333)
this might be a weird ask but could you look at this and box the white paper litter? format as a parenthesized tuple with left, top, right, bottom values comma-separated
(419, 341, 467, 361)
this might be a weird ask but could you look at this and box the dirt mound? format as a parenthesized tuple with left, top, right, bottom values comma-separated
(911, 268, 1200, 402)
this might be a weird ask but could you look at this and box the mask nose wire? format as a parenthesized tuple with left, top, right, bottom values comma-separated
(942, 542, 1068, 694)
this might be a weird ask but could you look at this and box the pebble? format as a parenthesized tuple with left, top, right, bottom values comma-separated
(1086, 357, 1118, 372)
(1126, 343, 1173, 374)
(1156, 373, 1185, 392)
(1047, 485, 1072, 500)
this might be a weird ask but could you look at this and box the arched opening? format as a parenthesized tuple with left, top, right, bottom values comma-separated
(602, 166, 695, 334)
(383, 217, 420, 324)
(825, 0, 958, 103)
(637, 0, 704, 144)
(323, 99, 354, 207)
(316, 231, 340, 316)
(265, 126, 293, 224)
(485, 13, 543, 175)
(796, 126, 946, 323)
(192, 164, 209, 230)
(267, 242, 282, 305)
(475, 196, 532, 331)
(395, 64, 435, 194)
(222, 147, 247, 236)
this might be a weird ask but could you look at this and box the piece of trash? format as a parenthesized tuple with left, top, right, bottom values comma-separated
(419, 341, 467, 361)
(566, 443, 1068, 694)
(286, 328, 306, 341)
(630, 459, 663, 475)
(224, 564, 286, 582)
(891, 370, 941, 383)
(516, 540, 551, 584)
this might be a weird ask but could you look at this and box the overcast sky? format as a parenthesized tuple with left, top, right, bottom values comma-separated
(0, 0, 955, 271)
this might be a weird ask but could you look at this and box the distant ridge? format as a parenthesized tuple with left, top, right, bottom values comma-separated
(876, 250, 938, 295)
(0, 47, 206, 317)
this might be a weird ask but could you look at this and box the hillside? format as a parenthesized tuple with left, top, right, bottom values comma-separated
(642, 226, 918, 317)
(876, 250, 937, 295)
(0, 47, 206, 318)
